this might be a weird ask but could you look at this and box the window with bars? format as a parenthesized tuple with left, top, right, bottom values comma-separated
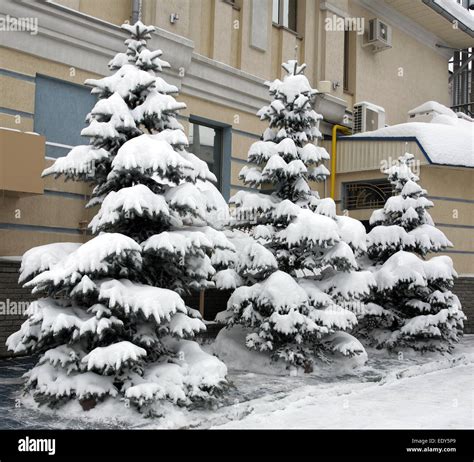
(342, 179, 393, 210)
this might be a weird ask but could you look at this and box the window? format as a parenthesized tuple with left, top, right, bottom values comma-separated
(455, 0, 469, 8)
(272, 0, 297, 32)
(272, 0, 279, 23)
(188, 120, 223, 191)
(343, 30, 355, 93)
(222, 0, 241, 8)
(343, 31, 350, 91)
(343, 179, 393, 210)
(34, 75, 95, 158)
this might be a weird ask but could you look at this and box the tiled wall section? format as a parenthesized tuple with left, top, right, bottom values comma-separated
(0, 261, 35, 357)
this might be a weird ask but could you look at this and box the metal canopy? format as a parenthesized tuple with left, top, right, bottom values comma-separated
(385, 0, 474, 48)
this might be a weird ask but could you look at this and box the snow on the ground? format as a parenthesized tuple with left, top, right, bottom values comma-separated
(213, 364, 473, 429)
(1, 335, 473, 429)
(210, 325, 367, 375)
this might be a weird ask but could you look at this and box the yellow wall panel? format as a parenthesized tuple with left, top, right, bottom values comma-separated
(439, 227, 473, 253)
(0, 76, 35, 114)
(0, 114, 33, 131)
(78, 0, 132, 25)
(0, 229, 87, 256)
(429, 201, 473, 227)
(421, 166, 474, 201)
(43, 159, 93, 196)
(444, 254, 473, 276)
(0, 47, 101, 84)
(0, 195, 92, 229)
(348, 3, 450, 125)
(180, 93, 265, 135)
(232, 134, 255, 160)
(231, 161, 245, 186)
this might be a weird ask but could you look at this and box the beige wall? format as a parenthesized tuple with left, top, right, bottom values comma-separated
(347, 3, 450, 125)
(0, 42, 266, 257)
(0, 46, 101, 132)
(0, 230, 87, 257)
(44, 0, 452, 125)
(0, 154, 94, 256)
(145, 0, 307, 80)
(0, 47, 99, 84)
(0, 130, 44, 194)
(54, 0, 132, 25)
(0, 193, 93, 230)
(0, 1, 467, 273)
(179, 92, 266, 136)
(333, 166, 474, 275)
(147, 0, 450, 124)
(422, 166, 474, 275)
(318, 0, 348, 100)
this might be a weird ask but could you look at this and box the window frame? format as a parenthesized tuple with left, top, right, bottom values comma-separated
(188, 115, 232, 200)
(222, 0, 241, 10)
(272, 0, 298, 33)
(343, 30, 350, 92)
(343, 30, 356, 94)
(34, 74, 96, 158)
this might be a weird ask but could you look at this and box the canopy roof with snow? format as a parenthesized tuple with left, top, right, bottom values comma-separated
(351, 102, 474, 168)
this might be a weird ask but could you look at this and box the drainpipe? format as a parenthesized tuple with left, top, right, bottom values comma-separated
(132, 0, 141, 23)
(330, 124, 352, 200)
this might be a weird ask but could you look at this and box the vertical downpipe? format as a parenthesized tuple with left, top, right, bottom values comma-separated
(132, 0, 141, 23)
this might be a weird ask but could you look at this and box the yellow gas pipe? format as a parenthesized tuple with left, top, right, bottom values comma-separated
(330, 124, 352, 199)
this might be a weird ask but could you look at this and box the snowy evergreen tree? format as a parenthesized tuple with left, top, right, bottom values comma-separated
(43, 22, 177, 202)
(7, 22, 233, 415)
(223, 61, 375, 371)
(359, 153, 465, 352)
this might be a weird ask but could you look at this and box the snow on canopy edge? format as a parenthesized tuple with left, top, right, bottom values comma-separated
(350, 122, 474, 168)
(432, 0, 474, 30)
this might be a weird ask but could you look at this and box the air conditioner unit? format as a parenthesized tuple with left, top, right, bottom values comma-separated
(352, 102, 386, 134)
(367, 18, 392, 52)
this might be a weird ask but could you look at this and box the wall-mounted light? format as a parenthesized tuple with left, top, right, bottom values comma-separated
(170, 13, 179, 24)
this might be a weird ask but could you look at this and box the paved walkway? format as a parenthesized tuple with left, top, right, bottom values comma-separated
(0, 355, 124, 429)
(1, 336, 473, 429)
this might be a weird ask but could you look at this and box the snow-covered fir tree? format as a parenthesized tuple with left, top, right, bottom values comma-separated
(7, 22, 235, 415)
(222, 61, 375, 371)
(359, 153, 465, 352)
(42, 22, 178, 202)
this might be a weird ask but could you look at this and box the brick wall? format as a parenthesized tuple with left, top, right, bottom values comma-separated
(0, 262, 472, 358)
(455, 277, 474, 334)
(0, 260, 232, 357)
(0, 261, 33, 357)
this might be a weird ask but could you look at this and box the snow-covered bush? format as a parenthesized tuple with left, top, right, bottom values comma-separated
(7, 22, 233, 415)
(359, 153, 465, 352)
(221, 61, 373, 371)
(367, 153, 451, 261)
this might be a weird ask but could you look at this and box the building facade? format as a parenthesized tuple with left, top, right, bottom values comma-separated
(0, 0, 473, 352)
